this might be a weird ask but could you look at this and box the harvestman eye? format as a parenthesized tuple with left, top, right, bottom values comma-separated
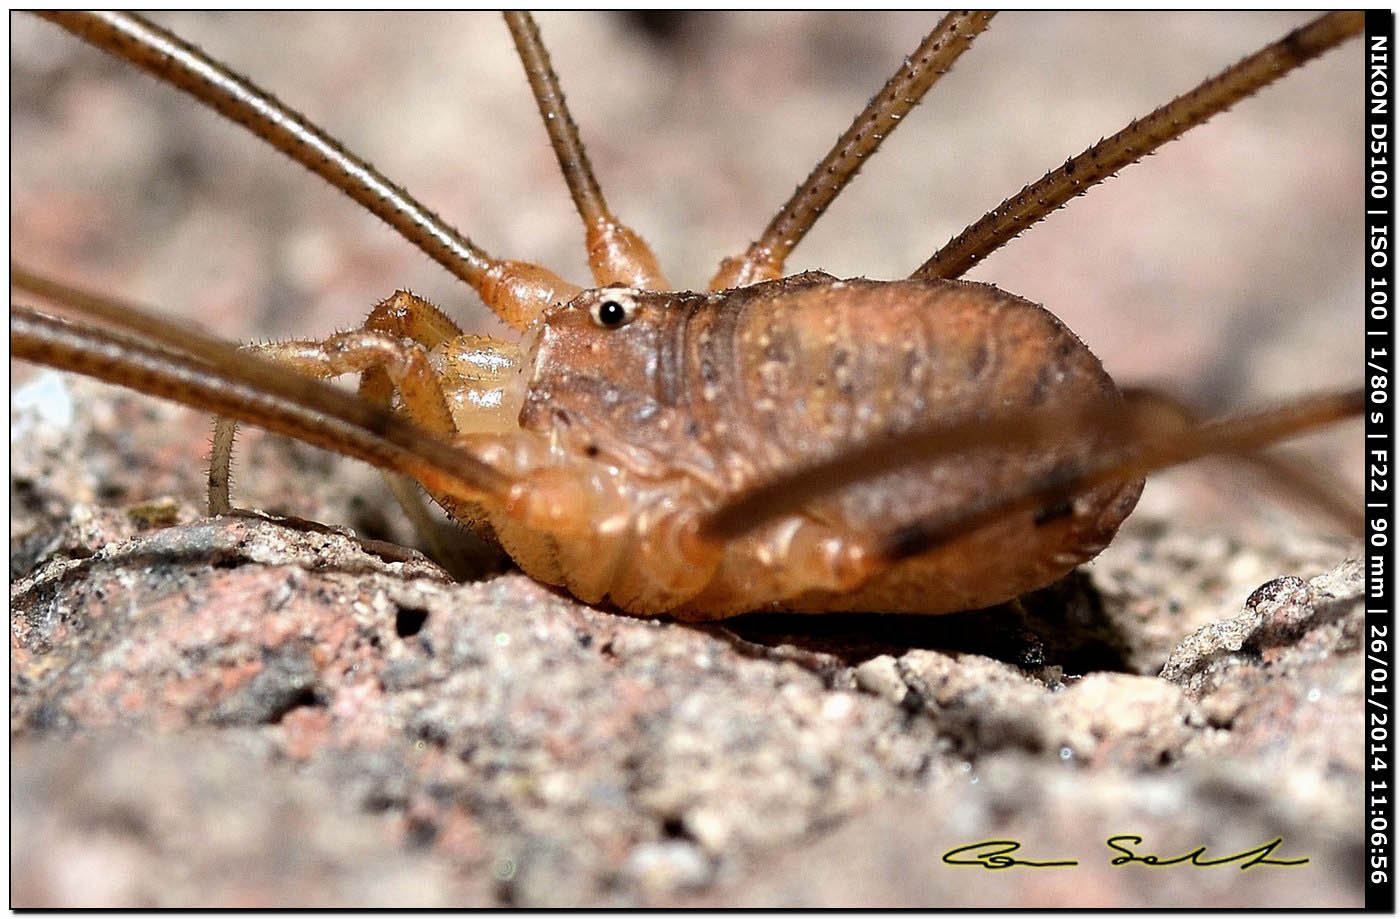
(590, 293, 638, 329)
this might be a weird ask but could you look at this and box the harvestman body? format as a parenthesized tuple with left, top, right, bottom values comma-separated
(12, 12, 1364, 619)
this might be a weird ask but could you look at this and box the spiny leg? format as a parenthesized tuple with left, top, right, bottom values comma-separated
(209, 291, 523, 570)
(709, 11, 995, 291)
(209, 321, 467, 562)
(35, 11, 579, 329)
(700, 395, 1121, 541)
(914, 11, 1364, 279)
(208, 323, 459, 514)
(14, 263, 254, 373)
(350, 293, 479, 563)
(504, 11, 669, 290)
(700, 388, 1363, 549)
(879, 389, 1362, 560)
(12, 271, 509, 504)
(11, 303, 502, 507)
(1117, 387, 1364, 537)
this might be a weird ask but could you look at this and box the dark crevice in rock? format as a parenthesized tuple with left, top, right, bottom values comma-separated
(709, 570, 1134, 676)
(395, 606, 430, 638)
(211, 647, 322, 726)
(264, 686, 322, 724)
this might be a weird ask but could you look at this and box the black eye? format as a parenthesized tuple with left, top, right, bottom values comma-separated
(598, 300, 626, 326)
(589, 293, 637, 329)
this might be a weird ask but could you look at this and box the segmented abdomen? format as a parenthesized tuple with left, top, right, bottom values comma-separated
(666, 273, 1141, 616)
(682, 273, 1119, 496)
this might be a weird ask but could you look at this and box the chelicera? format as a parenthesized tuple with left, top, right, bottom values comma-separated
(12, 12, 1363, 620)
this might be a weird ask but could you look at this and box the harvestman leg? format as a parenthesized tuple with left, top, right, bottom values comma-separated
(705, 11, 1361, 288)
(698, 12, 1365, 563)
(10, 292, 509, 510)
(1117, 387, 1365, 537)
(709, 10, 996, 290)
(31, 12, 659, 558)
(877, 390, 1364, 561)
(206, 291, 525, 570)
(504, 11, 669, 289)
(914, 11, 1364, 279)
(36, 11, 580, 330)
(700, 388, 1364, 561)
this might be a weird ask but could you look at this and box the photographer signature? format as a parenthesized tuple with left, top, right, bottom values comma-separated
(942, 836, 1309, 871)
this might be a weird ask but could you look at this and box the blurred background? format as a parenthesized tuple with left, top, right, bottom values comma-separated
(11, 12, 1363, 540)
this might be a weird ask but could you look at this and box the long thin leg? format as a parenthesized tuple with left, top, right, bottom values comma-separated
(913, 11, 1364, 280)
(1119, 387, 1364, 536)
(209, 323, 472, 565)
(208, 417, 237, 515)
(503, 11, 669, 290)
(209, 290, 523, 528)
(709, 11, 995, 291)
(11, 269, 509, 500)
(700, 388, 1362, 544)
(210, 290, 478, 510)
(35, 11, 579, 329)
(702, 394, 1124, 540)
(14, 263, 249, 375)
(15, 267, 470, 474)
(12, 303, 503, 506)
(209, 328, 460, 515)
(878, 389, 1361, 559)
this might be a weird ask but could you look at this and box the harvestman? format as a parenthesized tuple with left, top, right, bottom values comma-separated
(12, 11, 1364, 618)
